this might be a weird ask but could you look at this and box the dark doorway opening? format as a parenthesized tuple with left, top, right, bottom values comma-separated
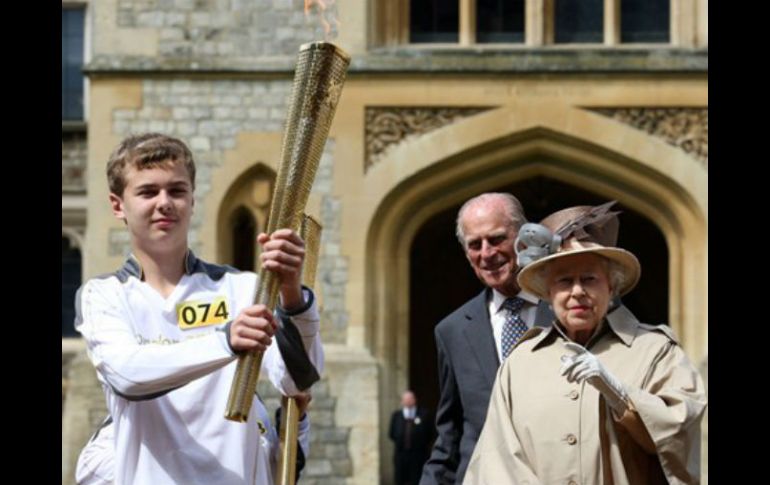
(62, 237, 82, 337)
(231, 206, 257, 271)
(409, 176, 668, 415)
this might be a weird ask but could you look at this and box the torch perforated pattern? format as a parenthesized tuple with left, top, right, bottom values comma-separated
(299, 215, 322, 288)
(226, 42, 350, 422)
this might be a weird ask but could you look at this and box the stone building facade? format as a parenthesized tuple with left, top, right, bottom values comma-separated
(62, 1, 708, 483)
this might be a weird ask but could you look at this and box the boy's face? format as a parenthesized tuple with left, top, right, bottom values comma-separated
(109, 162, 194, 253)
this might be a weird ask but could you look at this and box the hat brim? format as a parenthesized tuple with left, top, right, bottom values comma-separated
(517, 247, 641, 301)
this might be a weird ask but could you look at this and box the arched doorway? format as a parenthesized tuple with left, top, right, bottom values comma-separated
(409, 176, 669, 413)
(231, 206, 258, 271)
(362, 105, 705, 482)
(216, 164, 275, 268)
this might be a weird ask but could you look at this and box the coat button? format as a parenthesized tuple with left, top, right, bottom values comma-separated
(566, 434, 577, 445)
(569, 390, 579, 400)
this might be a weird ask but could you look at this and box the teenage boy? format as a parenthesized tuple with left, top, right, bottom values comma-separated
(75, 133, 323, 484)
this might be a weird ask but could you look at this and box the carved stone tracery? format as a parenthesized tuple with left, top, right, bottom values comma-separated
(365, 107, 492, 171)
(592, 107, 708, 167)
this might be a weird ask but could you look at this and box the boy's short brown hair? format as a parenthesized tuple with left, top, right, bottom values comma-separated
(107, 133, 196, 195)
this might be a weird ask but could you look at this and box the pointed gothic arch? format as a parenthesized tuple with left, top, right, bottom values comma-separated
(361, 104, 707, 478)
(214, 163, 276, 268)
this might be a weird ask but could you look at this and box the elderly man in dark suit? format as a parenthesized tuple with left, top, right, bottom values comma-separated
(390, 390, 434, 485)
(419, 192, 552, 485)
(420, 193, 639, 485)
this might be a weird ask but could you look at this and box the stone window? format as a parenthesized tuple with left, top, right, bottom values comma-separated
(620, 0, 670, 43)
(409, 0, 459, 43)
(62, 6, 85, 121)
(554, 0, 604, 43)
(376, 0, 690, 46)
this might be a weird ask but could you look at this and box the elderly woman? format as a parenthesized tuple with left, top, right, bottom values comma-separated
(463, 202, 707, 485)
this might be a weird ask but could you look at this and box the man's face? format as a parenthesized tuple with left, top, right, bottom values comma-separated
(461, 202, 520, 296)
(109, 162, 194, 254)
(401, 392, 416, 408)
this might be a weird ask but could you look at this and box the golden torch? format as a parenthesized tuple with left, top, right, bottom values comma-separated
(277, 214, 322, 485)
(226, 42, 350, 422)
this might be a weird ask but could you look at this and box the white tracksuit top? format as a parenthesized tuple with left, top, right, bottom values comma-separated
(75, 252, 322, 485)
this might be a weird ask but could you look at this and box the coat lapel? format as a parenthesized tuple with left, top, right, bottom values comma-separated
(462, 289, 500, 384)
(534, 300, 554, 328)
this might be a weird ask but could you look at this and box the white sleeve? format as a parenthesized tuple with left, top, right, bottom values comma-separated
(263, 288, 324, 396)
(297, 412, 311, 460)
(75, 419, 115, 485)
(76, 280, 236, 398)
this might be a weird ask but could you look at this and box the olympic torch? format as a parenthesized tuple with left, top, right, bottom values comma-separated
(277, 214, 322, 485)
(226, 42, 350, 422)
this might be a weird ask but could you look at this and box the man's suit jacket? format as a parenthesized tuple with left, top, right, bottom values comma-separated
(391, 407, 434, 485)
(420, 288, 553, 485)
(389, 407, 434, 453)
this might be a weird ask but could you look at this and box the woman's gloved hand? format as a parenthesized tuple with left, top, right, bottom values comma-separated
(560, 341, 629, 417)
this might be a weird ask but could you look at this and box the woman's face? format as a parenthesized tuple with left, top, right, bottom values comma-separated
(547, 253, 613, 341)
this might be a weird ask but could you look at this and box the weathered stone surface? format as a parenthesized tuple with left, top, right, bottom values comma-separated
(62, 131, 88, 193)
(61, 351, 108, 485)
(86, 48, 708, 74)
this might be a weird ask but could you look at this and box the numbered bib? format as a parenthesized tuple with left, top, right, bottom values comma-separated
(176, 297, 230, 329)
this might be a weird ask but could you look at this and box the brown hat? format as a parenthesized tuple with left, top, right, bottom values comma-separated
(515, 201, 641, 300)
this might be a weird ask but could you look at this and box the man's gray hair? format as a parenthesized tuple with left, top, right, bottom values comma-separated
(455, 192, 527, 248)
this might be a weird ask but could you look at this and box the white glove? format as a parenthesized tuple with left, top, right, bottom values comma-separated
(560, 342, 629, 417)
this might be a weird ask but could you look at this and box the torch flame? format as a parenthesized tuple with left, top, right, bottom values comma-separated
(304, 0, 340, 41)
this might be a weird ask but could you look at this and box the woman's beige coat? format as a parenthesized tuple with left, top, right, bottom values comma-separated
(464, 306, 706, 485)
